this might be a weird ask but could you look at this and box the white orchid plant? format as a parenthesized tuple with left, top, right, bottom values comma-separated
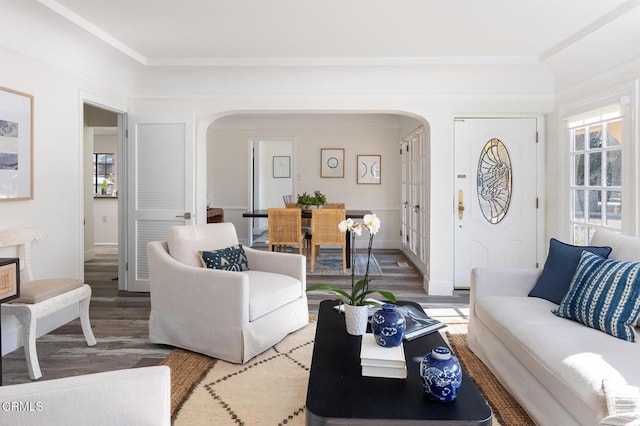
(307, 213, 397, 306)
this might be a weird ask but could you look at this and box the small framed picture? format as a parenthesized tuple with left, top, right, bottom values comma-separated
(273, 156, 291, 178)
(357, 155, 381, 184)
(321, 148, 344, 178)
(0, 258, 20, 302)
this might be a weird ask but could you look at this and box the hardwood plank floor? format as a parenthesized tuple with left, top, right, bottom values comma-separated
(1, 247, 468, 385)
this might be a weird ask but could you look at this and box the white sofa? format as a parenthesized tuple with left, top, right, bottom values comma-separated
(147, 222, 309, 364)
(469, 229, 640, 425)
(0, 366, 170, 426)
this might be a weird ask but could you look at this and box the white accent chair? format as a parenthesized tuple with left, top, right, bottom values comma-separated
(0, 228, 97, 380)
(0, 366, 171, 426)
(147, 222, 309, 364)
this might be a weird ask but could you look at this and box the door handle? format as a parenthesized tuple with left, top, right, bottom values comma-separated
(176, 212, 192, 220)
(457, 190, 464, 220)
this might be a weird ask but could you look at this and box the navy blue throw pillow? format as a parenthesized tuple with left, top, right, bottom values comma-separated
(200, 244, 249, 272)
(528, 238, 612, 304)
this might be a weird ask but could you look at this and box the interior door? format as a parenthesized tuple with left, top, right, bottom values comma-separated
(454, 118, 538, 288)
(400, 127, 428, 268)
(126, 114, 194, 292)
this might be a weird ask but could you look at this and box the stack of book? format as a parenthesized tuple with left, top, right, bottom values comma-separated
(360, 333, 407, 379)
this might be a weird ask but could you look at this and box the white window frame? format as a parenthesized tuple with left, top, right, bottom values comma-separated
(561, 86, 637, 243)
(568, 113, 623, 244)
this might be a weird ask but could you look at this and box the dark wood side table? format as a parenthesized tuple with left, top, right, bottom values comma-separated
(306, 300, 492, 425)
(0, 258, 20, 386)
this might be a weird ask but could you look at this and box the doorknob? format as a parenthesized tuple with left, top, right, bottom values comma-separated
(457, 190, 465, 220)
(176, 212, 192, 220)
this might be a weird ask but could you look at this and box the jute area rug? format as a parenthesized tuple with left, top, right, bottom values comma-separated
(159, 320, 534, 426)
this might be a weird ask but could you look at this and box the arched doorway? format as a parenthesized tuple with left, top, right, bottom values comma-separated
(204, 112, 430, 277)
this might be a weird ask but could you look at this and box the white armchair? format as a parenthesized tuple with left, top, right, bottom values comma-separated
(147, 223, 309, 363)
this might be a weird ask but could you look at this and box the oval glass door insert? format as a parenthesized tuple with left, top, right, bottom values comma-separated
(477, 138, 512, 224)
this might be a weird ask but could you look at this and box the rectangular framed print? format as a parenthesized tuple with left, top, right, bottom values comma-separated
(321, 148, 344, 178)
(0, 258, 20, 302)
(273, 156, 291, 178)
(357, 155, 382, 184)
(0, 86, 33, 201)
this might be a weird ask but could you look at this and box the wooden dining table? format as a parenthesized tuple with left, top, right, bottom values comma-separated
(242, 209, 371, 268)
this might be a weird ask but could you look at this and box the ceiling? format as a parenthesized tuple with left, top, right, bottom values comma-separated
(39, 0, 640, 66)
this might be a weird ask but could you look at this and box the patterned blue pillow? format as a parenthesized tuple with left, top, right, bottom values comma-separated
(200, 244, 249, 272)
(553, 251, 640, 342)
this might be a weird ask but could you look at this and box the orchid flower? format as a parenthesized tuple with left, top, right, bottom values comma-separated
(363, 213, 381, 235)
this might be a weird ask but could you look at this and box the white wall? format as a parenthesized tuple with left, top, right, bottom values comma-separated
(0, 11, 132, 354)
(93, 198, 118, 244)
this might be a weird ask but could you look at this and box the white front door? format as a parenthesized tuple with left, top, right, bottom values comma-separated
(126, 114, 194, 292)
(454, 118, 538, 287)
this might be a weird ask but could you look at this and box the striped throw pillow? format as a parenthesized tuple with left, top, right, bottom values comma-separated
(554, 251, 640, 342)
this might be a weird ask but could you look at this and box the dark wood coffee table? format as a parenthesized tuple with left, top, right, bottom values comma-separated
(306, 300, 492, 425)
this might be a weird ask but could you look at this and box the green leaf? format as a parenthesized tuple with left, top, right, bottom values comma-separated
(376, 290, 397, 303)
(360, 289, 397, 304)
(306, 284, 353, 302)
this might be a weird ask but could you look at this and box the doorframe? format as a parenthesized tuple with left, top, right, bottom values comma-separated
(246, 137, 296, 246)
(452, 115, 546, 288)
(79, 92, 128, 289)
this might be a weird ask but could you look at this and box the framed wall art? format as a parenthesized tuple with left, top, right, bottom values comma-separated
(0, 86, 33, 201)
(0, 258, 20, 302)
(273, 156, 291, 178)
(321, 148, 344, 178)
(357, 154, 381, 184)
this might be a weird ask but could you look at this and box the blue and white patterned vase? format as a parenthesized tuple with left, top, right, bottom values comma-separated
(371, 304, 406, 347)
(420, 346, 462, 402)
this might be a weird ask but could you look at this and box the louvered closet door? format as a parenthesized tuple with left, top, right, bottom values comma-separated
(127, 115, 194, 291)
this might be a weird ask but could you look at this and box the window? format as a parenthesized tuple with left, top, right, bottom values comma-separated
(569, 112, 623, 244)
(93, 153, 115, 196)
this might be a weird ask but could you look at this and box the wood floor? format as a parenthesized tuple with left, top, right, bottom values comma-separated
(1, 247, 468, 386)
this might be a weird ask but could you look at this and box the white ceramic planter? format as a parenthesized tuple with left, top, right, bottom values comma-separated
(344, 304, 369, 335)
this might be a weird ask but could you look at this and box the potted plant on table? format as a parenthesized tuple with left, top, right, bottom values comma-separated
(297, 190, 327, 210)
(307, 213, 396, 335)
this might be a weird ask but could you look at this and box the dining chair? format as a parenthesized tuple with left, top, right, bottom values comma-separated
(268, 208, 305, 254)
(322, 203, 346, 209)
(283, 195, 294, 205)
(310, 208, 346, 273)
(285, 202, 312, 252)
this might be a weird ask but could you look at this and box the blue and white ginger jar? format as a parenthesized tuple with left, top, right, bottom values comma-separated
(420, 346, 462, 402)
(371, 304, 406, 347)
